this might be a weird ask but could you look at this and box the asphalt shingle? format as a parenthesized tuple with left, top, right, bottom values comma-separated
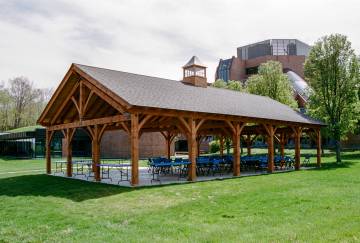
(75, 64, 323, 126)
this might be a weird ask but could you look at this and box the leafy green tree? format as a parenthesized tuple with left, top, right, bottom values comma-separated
(246, 61, 297, 108)
(304, 34, 360, 163)
(212, 79, 227, 88)
(226, 80, 246, 92)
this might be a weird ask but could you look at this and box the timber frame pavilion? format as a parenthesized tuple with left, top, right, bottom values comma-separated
(38, 58, 325, 186)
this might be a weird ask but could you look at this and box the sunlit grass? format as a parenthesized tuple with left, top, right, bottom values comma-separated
(0, 150, 359, 242)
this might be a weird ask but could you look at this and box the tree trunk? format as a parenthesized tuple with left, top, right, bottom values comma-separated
(335, 140, 341, 163)
(334, 127, 341, 163)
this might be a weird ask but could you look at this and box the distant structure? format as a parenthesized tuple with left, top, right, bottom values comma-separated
(182, 56, 208, 88)
(215, 39, 311, 108)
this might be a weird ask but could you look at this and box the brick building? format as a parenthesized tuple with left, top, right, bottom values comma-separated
(215, 39, 311, 109)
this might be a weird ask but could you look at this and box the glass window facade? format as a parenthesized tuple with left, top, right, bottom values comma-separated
(237, 39, 310, 60)
(217, 59, 232, 82)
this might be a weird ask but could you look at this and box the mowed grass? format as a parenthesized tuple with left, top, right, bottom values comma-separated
(0, 151, 360, 242)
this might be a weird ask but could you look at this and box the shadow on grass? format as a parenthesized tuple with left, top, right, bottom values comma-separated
(1, 152, 359, 202)
(320, 161, 356, 170)
(0, 174, 132, 202)
(305, 161, 356, 171)
(0, 156, 44, 161)
(339, 153, 360, 160)
(0, 171, 278, 202)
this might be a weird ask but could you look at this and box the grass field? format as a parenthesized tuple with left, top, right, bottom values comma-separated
(0, 150, 360, 242)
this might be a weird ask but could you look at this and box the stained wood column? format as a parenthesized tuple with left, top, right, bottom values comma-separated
(316, 128, 321, 167)
(246, 134, 252, 156)
(267, 132, 274, 173)
(177, 117, 205, 182)
(187, 118, 197, 181)
(280, 133, 286, 159)
(196, 136, 202, 157)
(292, 127, 302, 170)
(233, 124, 241, 176)
(227, 121, 245, 176)
(92, 125, 101, 181)
(131, 113, 139, 185)
(62, 128, 75, 177)
(166, 136, 171, 159)
(219, 136, 224, 157)
(87, 124, 107, 182)
(160, 131, 174, 160)
(45, 129, 54, 174)
(263, 124, 276, 173)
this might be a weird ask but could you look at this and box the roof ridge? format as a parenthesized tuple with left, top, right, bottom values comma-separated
(75, 63, 292, 102)
(74, 63, 180, 83)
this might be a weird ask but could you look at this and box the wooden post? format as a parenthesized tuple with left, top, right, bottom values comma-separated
(45, 129, 53, 174)
(63, 128, 75, 177)
(93, 125, 101, 181)
(226, 121, 245, 176)
(196, 136, 202, 157)
(280, 133, 285, 159)
(233, 123, 241, 176)
(187, 118, 197, 181)
(166, 135, 171, 160)
(87, 124, 107, 182)
(263, 124, 276, 173)
(219, 136, 224, 156)
(131, 113, 139, 186)
(280, 142, 285, 159)
(91, 140, 96, 172)
(161, 131, 175, 160)
(293, 127, 302, 170)
(316, 128, 321, 167)
(246, 134, 252, 156)
(267, 133, 274, 173)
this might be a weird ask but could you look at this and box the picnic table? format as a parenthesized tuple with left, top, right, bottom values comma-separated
(72, 160, 93, 178)
(54, 160, 67, 174)
(148, 158, 190, 182)
(97, 163, 131, 183)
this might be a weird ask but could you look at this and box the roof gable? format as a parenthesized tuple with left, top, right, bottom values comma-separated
(38, 64, 126, 126)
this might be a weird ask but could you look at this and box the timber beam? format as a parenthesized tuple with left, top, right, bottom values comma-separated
(47, 115, 129, 131)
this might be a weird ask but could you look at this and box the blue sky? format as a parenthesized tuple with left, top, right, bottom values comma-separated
(1, 0, 359, 88)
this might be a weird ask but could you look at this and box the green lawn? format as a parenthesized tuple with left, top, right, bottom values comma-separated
(1, 151, 360, 242)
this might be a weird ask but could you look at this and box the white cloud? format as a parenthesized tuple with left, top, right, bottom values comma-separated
(0, 0, 359, 88)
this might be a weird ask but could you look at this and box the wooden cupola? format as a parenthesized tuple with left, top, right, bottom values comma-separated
(182, 56, 207, 88)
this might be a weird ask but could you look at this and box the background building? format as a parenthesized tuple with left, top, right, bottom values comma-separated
(215, 39, 312, 109)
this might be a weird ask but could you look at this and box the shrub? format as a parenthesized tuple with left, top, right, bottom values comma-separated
(209, 139, 220, 153)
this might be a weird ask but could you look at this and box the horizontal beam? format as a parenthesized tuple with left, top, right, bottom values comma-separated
(47, 115, 130, 131)
(129, 106, 324, 129)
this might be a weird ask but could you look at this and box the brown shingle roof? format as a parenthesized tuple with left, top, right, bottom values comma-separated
(74, 64, 324, 126)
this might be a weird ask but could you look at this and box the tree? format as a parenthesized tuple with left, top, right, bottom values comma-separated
(212, 79, 246, 92)
(304, 34, 360, 163)
(8, 77, 41, 128)
(246, 61, 297, 108)
(212, 79, 227, 88)
(0, 86, 12, 131)
(226, 80, 246, 92)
